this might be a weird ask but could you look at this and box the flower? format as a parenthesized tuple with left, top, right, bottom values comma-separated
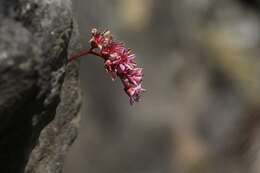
(69, 28, 145, 105)
(89, 28, 146, 104)
(89, 28, 111, 50)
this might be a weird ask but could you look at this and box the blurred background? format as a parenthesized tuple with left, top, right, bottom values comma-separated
(64, 0, 260, 173)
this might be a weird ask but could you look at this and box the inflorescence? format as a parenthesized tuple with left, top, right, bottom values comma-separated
(69, 28, 145, 105)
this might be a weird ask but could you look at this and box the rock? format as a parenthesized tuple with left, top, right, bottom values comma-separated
(0, 0, 81, 173)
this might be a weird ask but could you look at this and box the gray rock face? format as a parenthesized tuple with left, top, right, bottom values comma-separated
(0, 0, 81, 173)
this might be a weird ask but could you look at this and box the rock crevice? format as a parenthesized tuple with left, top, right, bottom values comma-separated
(0, 0, 81, 172)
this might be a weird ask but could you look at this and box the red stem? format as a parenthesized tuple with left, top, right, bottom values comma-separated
(69, 48, 105, 62)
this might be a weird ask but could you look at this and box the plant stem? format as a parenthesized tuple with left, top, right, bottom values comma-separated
(69, 48, 104, 62)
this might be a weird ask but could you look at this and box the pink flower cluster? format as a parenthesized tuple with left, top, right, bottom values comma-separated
(89, 28, 145, 104)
